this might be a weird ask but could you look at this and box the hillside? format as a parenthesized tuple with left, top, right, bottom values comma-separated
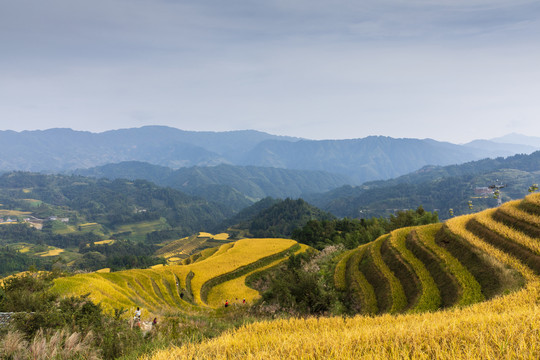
(51, 237, 305, 312)
(240, 136, 503, 184)
(306, 150, 540, 218)
(0, 127, 298, 172)
(0, 171, 239, 275)
(145, 192, 540, 359)
(0, 172, 232, 233)
(223, 198, 335, 238)
(74, 162, 351, 210)
(0, 127, 531, 186)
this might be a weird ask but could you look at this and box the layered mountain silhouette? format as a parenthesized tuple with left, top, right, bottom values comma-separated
(2, 126, 536, 185)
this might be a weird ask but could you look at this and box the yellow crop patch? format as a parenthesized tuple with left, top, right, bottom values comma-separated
(93, 239, 115, 245)
(0, 209, 31, 216)
(207, 244, 309, 307)
(39, 248, 64, 257)
(51, 237, 299, 314)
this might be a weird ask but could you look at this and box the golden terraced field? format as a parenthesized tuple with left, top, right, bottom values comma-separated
(146, 192, 540, 359)
(52, 237, 302, 315)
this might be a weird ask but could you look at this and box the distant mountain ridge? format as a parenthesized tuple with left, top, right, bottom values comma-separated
(1, 126, 537, 185)
(305, 151, 540, 219)
(74, 162, 351, 210)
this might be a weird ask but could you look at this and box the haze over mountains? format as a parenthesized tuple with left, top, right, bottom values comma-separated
(1, 126, 538, 185)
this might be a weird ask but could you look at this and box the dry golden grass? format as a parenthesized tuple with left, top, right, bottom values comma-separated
(79, 222, 99, 226)
(18, 246, 30, 253)
(371, 235, 407, 313)
(415, 224, 484, 306)
(501, 199, 540, 225)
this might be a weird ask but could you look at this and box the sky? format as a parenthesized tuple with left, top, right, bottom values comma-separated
(1, 0, 540, 143)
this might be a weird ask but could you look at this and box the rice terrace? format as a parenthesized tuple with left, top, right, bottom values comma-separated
(2, 191, 535, 359)
(139, 192, 540, 359)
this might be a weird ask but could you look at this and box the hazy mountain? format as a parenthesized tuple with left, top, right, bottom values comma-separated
(490, 133, 540, 148)
(239, 136, 496, 184)
(463, 139, 538, 157)
(74, 162, 351, 210)
(1, 127, 535, 185)
(305, 151, 540, 219)
(0, 126, 298, 172)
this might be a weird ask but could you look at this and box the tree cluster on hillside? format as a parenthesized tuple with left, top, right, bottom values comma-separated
(306, 151, 540, 219)
(0, 272, 146, 359)
(0, 223, 101, 248)
(76, 162, 350, 212)
(0, 247, 51, 277)
(0, 172, 233, 233)
(227, 198, 335, 238)
(78, 240, 165, 271)
(292, 207, 439, 250)
(249, 246, 345, 316)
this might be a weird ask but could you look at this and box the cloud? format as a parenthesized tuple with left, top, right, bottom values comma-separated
(0, 0, 539, 142)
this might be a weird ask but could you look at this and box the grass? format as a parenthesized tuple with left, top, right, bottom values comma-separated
(94, 239, 115, 245)
(380, 231, 420, 311)
(475, 208, 540, 255)
(333, 249, 354, 291)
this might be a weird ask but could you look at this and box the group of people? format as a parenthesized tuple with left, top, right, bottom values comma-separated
(133, 307, 157, 329)
(224, 298, 246, 307)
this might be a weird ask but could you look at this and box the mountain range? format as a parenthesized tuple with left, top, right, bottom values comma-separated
(2, 126, 538, 184)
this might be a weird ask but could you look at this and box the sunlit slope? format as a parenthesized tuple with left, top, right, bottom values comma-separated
(146, 192, 540, 359)
(52, 238, 299, 313)
(156, 232, 232, 265)
(334, 192, 540, 314)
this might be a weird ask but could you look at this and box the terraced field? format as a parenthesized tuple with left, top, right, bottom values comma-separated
(52, 237, 302, 315)
(156, 232, 233, 264)
(334, 193, 537, 315)
(146, 192, 540, 359)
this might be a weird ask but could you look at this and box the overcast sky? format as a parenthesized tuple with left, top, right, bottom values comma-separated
(1, 0, 539, 143)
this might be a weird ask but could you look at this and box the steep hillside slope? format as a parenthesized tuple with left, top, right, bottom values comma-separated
(306, 150, 540, 218)
(146, 193, 540, 359)
(0, 127, 298, 171)
(240, 136, 494, 183)
(75, 162, 351, 209)
(52, 238, 303, 313)
(0, 127, 525, 185)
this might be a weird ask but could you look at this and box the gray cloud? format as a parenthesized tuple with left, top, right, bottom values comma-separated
(1, 0, 539, 142)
